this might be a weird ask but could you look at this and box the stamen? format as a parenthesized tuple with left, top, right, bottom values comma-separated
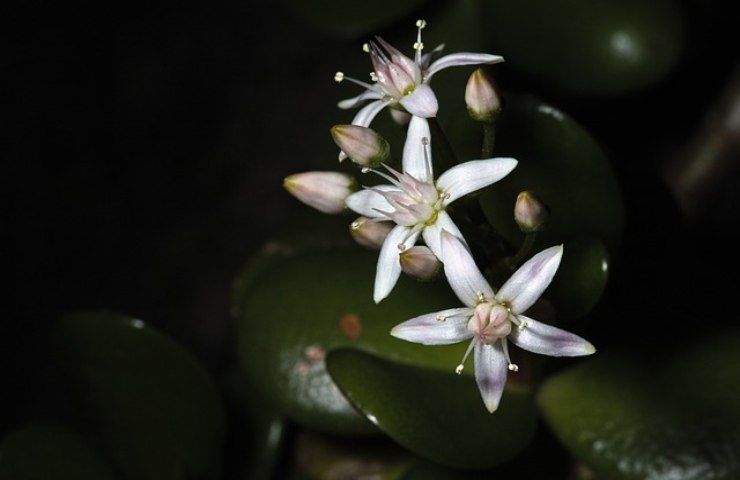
(477, 291, 486, 303)
(362, 43, 370, 53)
(361, 167, 370, 173)
(414, 19, 427, 63)
(456, 338, 477, 375)
(398, 223, 423, 250)
(421, 136, 432, 180)
(364, 168, 401, 187)
(334, 71, 344, 82)
(351, 220, 363, 230)
(369, 72, 378, 82)
(502, 338, 518, 372)
(436, 314, 446, 321)
(334, 72, 375, 90)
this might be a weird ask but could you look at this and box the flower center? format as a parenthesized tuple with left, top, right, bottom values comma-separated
(468, 303, 511, 345)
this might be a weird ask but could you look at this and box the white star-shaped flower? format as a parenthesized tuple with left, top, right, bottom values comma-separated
(345, 116, 517, 302)
(391, 231, 596, 413)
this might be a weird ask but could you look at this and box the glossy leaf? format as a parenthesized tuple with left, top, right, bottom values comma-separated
(234, 247, 463, 436)
(478, 94, 622, 318)
(539, 329, 740, 480)
(51, 311, 226, 480)
(0, 423, 115, 480)
(482, 0, 686, 95)
(327, 349, 538, 469)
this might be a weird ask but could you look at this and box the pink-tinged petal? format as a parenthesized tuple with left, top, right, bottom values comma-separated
(441, 230, 494, 307)
(284, 171, 355, 214)
(474, 342, 508, 413)
(389, 108, 411, 125)
(399, 84, 438, 118)
(420, 43, 446, 69)
(436, 158, 518, 205)
(509, 315, 596, 357)
(345, 185, 398, 218)
(422, 210, 464, 259)
(374, 225, 421, 303)
(425, 53, 504, 81)
(402, 115, 433, 182)
(375, 36, 422, 84)
(337, 89, 384, 110)
(496, 245, 564, 314)
(391, 308, 474, 345)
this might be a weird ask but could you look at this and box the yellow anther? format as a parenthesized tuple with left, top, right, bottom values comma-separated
(351, 220, 362, 230)
(416, 19, 427, 29)
(334, 71, 344, 82)
(508, 363, 519, 372)
(477, 291, 486, 302)
(362, 43, 370, 53)
(369, 72, 378, 82)
(455, 364, 464, 375)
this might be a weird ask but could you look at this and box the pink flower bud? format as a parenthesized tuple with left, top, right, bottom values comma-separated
(330, 125, 390, 167)
(514, 191, 549, 232)
(283, 172, 356, 214)
(400, 246, 441, 282)
(349, 217, 392, 250)
(465, 68, 500, 123)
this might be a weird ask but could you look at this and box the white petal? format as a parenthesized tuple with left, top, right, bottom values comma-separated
(440, 230, 494, 307)
(425, 53, 504, 81)
(345, 185, 398, 218)
(475, 342, 508, 413)
(402, 115, 433, 183)
(436, 158, 518, 205)
(351, 99, 391, 127)
(399, 84, 438, 118)
(390, 308, 474, 345)
(422, 210, 464, 259)
(337, 89, 384, 109)
(496, 245, 564, 314)
(374, 225, 421, 303)
(510, 315, 596, 357)
(420, 43, 446, 69)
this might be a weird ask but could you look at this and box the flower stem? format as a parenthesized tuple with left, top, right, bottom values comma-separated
(503, 233, 536, 270)
(482, 122, 496, 158)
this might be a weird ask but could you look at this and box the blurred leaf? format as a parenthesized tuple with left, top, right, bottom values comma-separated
(292, 431, 413, 479)
(221, 371, 288, 480)
(482, 0, 686, 95)
(539, 329, 740, 480)
(478, 94, 623, 319)
(0, 423, 115, 480)
(326, 349, 538, 469)
(287, 0, 429, 39)
(234, 246, 463, 436)
(51, 311, 226, 480)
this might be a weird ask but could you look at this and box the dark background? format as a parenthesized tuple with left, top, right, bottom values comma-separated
(4, 0, 739, 445)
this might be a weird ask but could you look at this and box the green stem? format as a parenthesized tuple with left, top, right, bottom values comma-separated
(482, 121, 496, 158)
(503, 233, 536, 270)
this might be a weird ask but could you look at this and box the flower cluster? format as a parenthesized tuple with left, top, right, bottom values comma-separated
(284, 21, 594, 413)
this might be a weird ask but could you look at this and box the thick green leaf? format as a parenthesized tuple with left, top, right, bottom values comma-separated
(51, 311, 226, 480)
(539, 329, 740, 480)
(0, 423, 115, 480)
(234, 247, 463, 436)
(482, 0, 686, 95)
(287, 0, 429, 39)
(478, 94, 622, 318)
(326, 349, 537, 469)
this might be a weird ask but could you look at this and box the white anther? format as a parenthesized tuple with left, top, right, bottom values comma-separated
(362, 43, 370, 53)
(361, 167, 370, 173)
(397, 243, 407, 251)
(416, 19, 427, 29)
(508, 363, 519, 372)
(334, 71, 344, 82)
(369, 72, 378, 82)
(436, 314, 446, 322)
(455, 364, 464, 375)
(477, 291, 486, 302)
(413, 41, 424, 51)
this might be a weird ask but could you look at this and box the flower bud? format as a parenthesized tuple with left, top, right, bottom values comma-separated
(350, 217, 392, 249)
(330, 125, 390, 168)
(514, 190, 549, 232)
(400, 246, 442, 282)
(389, 108, 411, 126)
(283, 171, 356, 214)
(465, 68, 501, 123)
